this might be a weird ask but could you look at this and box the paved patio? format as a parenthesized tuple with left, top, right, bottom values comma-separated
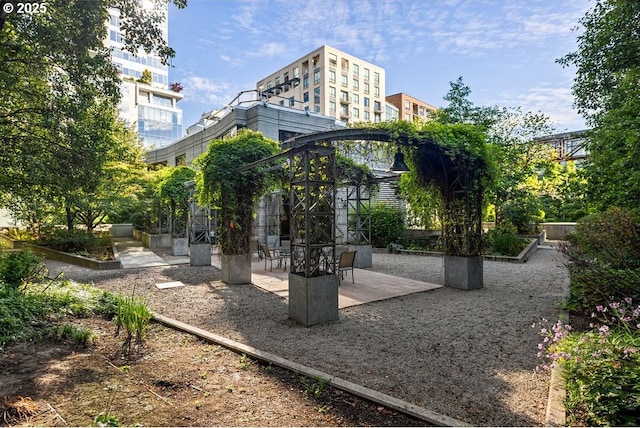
(113, 238, 443, 309)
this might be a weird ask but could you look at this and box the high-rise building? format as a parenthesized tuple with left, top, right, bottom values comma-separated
(386, 93, 437, 122)
(106, 6, 183, 149)
(256, 45, 388, 125)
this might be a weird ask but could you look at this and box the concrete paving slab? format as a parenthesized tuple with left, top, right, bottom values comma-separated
(113, 238, 169, 269)
(155, 281, 185, 289)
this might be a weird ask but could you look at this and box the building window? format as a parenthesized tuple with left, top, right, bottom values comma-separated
(314, 87, 321, 102)
(267, 81, 272, 89)
(303, 75, 309, 88)
(341, 74, 348, 87)
(341, 57, 349, 71)
(289, 97, 295, 107)
(313, 69, 320, 84)
(353, 64, 359, 76)
(374, 112, 381, 123)
(364, 68, 370, 80)
(275, 77, 280, 86)
(329, 101, 336, 112)
(364, 82, 369, 94)
(303, 92, 309, 102)
(341, 104, 349, 116)
(374, 86, 380, 97)
(340, 91, 349, 102)
(419, 106, 425, 116)
(279, 100, 284, 106)
(283, 72, 289, 82)
(405, 113, 411, 121)
(153, 95, 173, 107)
(404, 100, 410, 110)
(364, 111, 370, 121)
(364, 97, 370, 107)
(329, 53, 337, 67)
(293, 66, 299, 78)
(353, 79, 359, 91)
(374, 101, 381, 111)
(329, 86, 336, 98)
(374, 71, 380, 84)
(353, 94, 359, 104)
(314, 103, 321, 113)
(329, 70, 336, 83)
(353, 107, 360, 118)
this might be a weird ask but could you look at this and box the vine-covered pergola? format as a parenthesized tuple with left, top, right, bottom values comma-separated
(238, 123, 492, 325)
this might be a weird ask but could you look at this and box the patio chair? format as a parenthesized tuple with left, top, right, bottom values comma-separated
(338, 250, 357, 284)
(260, 243, 287, 272)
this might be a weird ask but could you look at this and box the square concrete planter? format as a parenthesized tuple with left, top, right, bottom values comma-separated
(289, 273, 339, 327)
(444, 255, 483, 290)
(221, 253, 251, 285)
(172, 237, 189, 256)
(190, 243, 211, 266)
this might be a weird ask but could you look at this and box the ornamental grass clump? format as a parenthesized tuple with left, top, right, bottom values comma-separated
(534, 298, 640, 426)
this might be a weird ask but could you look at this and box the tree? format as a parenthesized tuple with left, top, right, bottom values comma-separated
(436, 77, 558, 233)
(0, 0, 187, 224)
(558, 0, 640, 211)
(158, 166, 196, 238)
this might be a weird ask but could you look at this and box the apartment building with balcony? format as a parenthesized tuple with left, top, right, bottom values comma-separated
(386, 93, 437, 122)
(256, 45, 388, 124)
(106, 6, 183, 149)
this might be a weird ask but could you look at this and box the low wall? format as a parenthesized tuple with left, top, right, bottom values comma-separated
(542, 223, 576, 240)
(22, 243, 122, 270)
(110, 224, 133, 238)
(133, 229, 171, 249)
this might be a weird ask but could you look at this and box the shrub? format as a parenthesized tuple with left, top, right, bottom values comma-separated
(499, 193, 544, 234)
(361, 203, 406, 248)
(0, 249, 45, 288)
(561, 207, 640, 316)
(534, 299, 640, 426)
(484, 222, 528, 256)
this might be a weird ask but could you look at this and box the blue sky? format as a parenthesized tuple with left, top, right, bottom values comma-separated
(167, 0, 590, 132)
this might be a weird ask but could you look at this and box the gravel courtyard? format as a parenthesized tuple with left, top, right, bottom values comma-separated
(46, 247, 569, 426)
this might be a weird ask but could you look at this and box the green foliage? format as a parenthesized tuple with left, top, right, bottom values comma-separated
(299, 375, 327, 398)
(0, 249, 45, 288)
(0, 279, 118, 349)
(536, 300, 640, 426)
(559, 1, 640, 211)
(195, 129, 282, 255)
(51, 323, 97, 346)
(335, 154, 374, 185)
(363, 203, 406, 248)
(34, 228, 112, 257)
(484, 223, 528, 256)
(138, 68, 152, 84)
(538, 161, 591, 222)
(114, 294, 152, 356)
(499, 191, 544, 234)
(158, 166, 196, 238)
(561, 208, 640, 316)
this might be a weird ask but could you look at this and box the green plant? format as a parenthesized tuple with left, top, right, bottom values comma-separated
(239, 353, 250, 370)
(194, 129, 282, 255)
(95, 384, 120, 427)
(51, 323, 96, 346)
(484, 223, 528, 256)
(114, 294, 152, 356)
(561, 208, 640, 316)
(363, 202, 406, 248)
(0, 249, 45, 288)
(534, 299, 640, 426)
(299, 375, 327, 398)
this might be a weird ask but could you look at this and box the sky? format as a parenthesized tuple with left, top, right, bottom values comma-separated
(166, 0, 591, 132)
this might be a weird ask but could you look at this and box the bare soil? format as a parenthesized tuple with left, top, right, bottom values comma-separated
(0, 317, 426, 427)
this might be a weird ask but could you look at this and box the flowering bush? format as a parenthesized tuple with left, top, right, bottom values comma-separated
(534, 298, 640, 426)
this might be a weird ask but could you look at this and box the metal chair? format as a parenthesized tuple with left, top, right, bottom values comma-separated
(337, 250, 357, 284)
(260, 243, 287, 271)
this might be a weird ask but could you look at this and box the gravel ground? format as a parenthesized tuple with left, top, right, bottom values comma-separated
(46, 247, 569, 426)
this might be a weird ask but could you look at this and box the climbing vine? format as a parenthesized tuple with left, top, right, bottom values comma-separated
(194, 129, 282, 255)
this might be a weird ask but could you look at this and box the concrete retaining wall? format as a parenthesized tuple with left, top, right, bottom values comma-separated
(542, 223, 576, 240)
